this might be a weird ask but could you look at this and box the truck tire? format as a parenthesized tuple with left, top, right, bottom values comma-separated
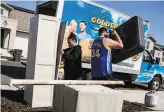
(148, 77, 161, 91)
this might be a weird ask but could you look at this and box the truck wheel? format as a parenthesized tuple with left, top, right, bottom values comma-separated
(148, 77, 161, 91)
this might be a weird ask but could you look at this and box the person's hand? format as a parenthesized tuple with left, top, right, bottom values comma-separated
(61, 50, 64, 55)
(110, 29, 117, 35)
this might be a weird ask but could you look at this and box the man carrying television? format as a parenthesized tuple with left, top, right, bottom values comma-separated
(91, 27, 123, 80)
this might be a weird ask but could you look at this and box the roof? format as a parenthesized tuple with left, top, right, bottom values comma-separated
(8, 4, 35, 14)
(8, 4, 35, 33)
(1, 2, 14, 11)
(154, 46, 164, 52)
(154, 43, 164, 50)
(147, 36, 156, 43)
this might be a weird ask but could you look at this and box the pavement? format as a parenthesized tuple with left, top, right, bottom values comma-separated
(113, 82, 164, 111)
(118, 89, 164, 111)
(1, 60, 164, 111)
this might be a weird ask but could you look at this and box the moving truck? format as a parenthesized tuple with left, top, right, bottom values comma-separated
(36, 0, 164, 90)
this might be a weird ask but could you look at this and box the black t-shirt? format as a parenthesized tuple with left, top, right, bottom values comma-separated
(62, 45, 82, 78)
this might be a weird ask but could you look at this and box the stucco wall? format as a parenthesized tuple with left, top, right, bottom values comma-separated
(14, 31, 29, 58)
(0, 6, 10, 17)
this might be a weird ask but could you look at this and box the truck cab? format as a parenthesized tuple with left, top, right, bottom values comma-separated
(135, 50, 164, 90)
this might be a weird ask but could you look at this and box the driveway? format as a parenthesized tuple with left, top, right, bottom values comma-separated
(118, 89, 164, 111)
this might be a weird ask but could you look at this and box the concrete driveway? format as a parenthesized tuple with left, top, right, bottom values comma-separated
(114, 82, 164, 111)
(118, 89, 164, 111)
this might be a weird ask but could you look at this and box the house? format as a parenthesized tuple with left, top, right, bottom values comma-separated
(154, 43, 164, 66)
(0, 2, 34, 58)
(146, 35, 156, 52)
(145, 35, 164, 66)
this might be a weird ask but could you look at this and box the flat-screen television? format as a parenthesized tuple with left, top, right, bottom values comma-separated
(112, 16, 145, 63)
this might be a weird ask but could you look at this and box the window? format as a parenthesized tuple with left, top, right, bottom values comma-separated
(156, 57, 160, 64)
(146, 41, 150, 50)
(0, 8, 3, 15)
(162, 58, 164, 62)
(143, 51, 151, 62)
(150, 50, 155, 56)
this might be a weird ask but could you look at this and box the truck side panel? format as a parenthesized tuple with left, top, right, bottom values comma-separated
(60, 1, 149, 74)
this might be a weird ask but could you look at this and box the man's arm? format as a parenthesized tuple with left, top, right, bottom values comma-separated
(63, 48, 71, 53)
(63, 46, 81, 60)
(61, 48, 70, 60)
(112, 30, 123, 47)
(104, 30, 123, 49)
(103, 38, 123, 49)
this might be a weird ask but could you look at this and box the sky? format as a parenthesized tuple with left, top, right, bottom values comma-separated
(4, 1, 164, 45)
